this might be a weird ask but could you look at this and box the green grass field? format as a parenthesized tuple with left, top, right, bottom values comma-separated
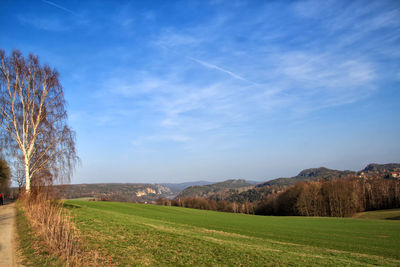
(354, 209, 400, 221)
(66, 200, 400, 266)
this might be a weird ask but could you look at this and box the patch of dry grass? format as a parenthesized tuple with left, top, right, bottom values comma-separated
(19, 194, 105, 266)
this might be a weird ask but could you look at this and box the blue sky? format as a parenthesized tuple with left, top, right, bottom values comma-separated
(1, 0, 399, 184)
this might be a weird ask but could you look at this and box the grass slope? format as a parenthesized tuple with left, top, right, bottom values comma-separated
(354, 209, 400, 220)
(66, 200, 400, 266)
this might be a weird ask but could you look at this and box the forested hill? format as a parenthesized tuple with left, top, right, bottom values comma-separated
(258, 163, 400, 187)
(177, 179, 253, 198)
(257, 167, 356, 187)
(185, 163, 400, 204)
(362, 163, 400, 173)
(160, 181, 213, 194)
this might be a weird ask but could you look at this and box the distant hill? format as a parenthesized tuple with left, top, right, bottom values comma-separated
(55, 163, 399, 204)
(177, 179, 253, 198)
(212, 163, 400, 204)
(55, 183, 175, 203)
(361, 163, 400, 173)
(55, 181, 216, 202)
(257, 167, 356, 187)
(258, 163, 400, 189)
(246, 180, 263, 184)
(160, 181, 213, 194)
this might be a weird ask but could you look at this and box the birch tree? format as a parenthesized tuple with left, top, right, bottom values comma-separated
(0, 50, 78, 193)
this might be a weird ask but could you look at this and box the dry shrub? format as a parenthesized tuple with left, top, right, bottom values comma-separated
(19, 193, 99, 266)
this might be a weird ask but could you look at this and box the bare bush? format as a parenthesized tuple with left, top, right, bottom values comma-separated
(19, 193, 99, 266)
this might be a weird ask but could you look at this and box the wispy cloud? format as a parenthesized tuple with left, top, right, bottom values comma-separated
(75, 0, 398, 153)
(188, 56, 259, 86)
(277, 52, 375, 89)
(41, 0, 77, 15)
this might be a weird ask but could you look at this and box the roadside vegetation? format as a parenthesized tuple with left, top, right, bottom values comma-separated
(66, 200, 400, 266)
(16, 205, 63, 266)
(17, 193, 110, 266)
(19, 194, 84, 266)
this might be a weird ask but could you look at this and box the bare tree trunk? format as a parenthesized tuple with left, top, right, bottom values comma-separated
(24, 157, 30, 192)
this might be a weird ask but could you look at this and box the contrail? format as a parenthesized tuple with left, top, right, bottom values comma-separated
(188, 56, 259, 86)
(41, 0, 77, 15)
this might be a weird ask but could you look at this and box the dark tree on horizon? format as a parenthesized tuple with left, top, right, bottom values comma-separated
(0, 156, 10, 194)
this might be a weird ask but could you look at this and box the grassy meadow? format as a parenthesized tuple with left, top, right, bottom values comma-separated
(65, 200, 400, 266)
(354, 208, 400, 221)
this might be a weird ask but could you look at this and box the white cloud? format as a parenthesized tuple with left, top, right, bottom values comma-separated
(278, 52, 375, 89)
(273, 51, 377, 113)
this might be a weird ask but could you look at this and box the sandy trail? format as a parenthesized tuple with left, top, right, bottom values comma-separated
(0, 203, 19, 267)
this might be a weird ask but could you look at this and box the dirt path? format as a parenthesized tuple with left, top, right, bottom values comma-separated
(0, 203, 19, 267)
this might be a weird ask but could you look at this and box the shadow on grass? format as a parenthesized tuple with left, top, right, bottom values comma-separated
(63, 203, 82, 209)
(386, 216, 400, 220)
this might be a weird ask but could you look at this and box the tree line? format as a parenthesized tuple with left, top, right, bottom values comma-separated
(157, 176, 400, 217)
(156, 197, 256, 214)
(257, 176, 400, 217)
